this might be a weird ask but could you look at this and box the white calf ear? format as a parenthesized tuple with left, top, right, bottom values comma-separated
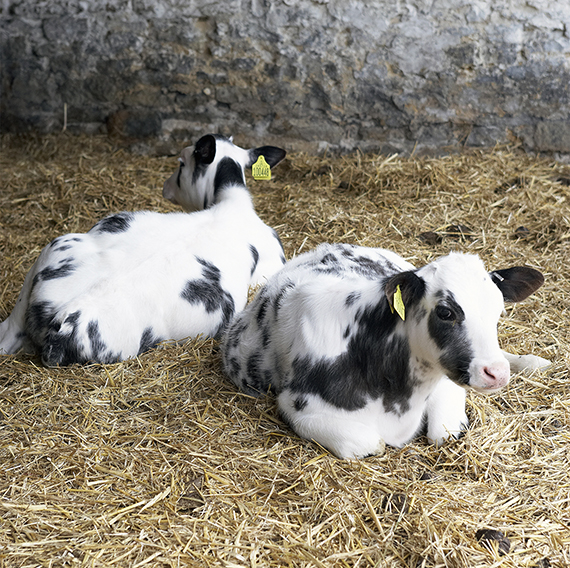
(490, 266, 544, 302)
(247, 146, 287, 168)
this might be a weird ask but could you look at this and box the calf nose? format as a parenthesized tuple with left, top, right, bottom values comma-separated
(481, 362, 510, 390)
(162, 180, 178, 204)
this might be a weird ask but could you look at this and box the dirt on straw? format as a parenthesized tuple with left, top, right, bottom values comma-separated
(0, 133, 569, 568)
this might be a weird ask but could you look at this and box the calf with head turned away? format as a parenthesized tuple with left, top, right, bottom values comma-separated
(222, 244, 549, 459)
(0, 134, 286, 366)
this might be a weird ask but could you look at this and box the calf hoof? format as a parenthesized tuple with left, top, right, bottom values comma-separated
(427, 414, 469, 447)
(332, 437, 386, 460)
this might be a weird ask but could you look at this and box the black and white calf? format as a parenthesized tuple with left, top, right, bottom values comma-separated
(0, 134, 287, 366)
(222, 244, 549, 459)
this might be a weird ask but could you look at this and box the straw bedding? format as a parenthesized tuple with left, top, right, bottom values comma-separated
(0, 134, 568, 568)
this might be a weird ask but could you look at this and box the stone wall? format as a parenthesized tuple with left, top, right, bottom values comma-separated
(1, 0, 569, 155)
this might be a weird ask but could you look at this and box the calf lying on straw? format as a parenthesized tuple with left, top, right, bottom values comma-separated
(0, 134, 286, 366)
(223, 244, 549, 458)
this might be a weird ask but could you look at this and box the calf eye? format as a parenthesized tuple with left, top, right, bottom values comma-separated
(435, 305, 454, 321)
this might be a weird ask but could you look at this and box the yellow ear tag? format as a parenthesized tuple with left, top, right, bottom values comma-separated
(252, 155, 271, 180)
(393, 285, 406, 321)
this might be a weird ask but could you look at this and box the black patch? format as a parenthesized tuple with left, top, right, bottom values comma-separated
(41, 310, 83, 366)
(313, 245, 399, 280)
(32, 258, 76, 289)
(256, 295, 270, 326)
(194, 134, 218, 162)
(343, 325, 351, 339)
(289, 300, 414, 413)
(346, 292, 361, 307)
(138, 327, 162, 355)
(40, 311, 120, 366)
(192, 134, 217, 185)
(87, 320, 108, 360)
(25, 301, 57, 346)
(340, 245, 357, 258)
(192, 159, 210, 186)
(92, 212, 134, 234)
(64, 311, 81, 326)
(352, 255, 392, 278)
(55, 245, 72, 252)
(247, 145, 287, 168)
(427, 291, 473, 385)
(224, 319, 248, 350)
(249, 244, 260, 276)
(385, 271, 426, 311)
(320, 253, 338, 266)
(213, 157, 245, 200)
(26, 303, 122, 366)
(180, 257, 235, 336)
(294, 396, 308, 412)
(274, 280, 295, 317)
(490, 266, 545, 302)
(246, 353, 266, 394)
(176, 164, 182, 188)
(261, 325, 271, 348)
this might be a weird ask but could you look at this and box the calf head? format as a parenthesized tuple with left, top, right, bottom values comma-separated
(163, 134, 286, 212)
(385, 253, 544, 393)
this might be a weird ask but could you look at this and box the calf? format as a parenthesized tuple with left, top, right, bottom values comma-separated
(0, 134, 286, 366)
(222, 244, 548, 459)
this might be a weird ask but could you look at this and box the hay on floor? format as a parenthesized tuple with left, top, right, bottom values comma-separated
(0, 133, 568, 568)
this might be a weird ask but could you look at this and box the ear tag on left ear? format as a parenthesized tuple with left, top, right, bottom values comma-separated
(252, 155, 271, 180)
(393, 285, 406, 321)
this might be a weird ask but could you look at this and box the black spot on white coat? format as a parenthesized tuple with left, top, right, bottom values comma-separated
(42, 310, 83, 366)
(138, 327, 163, 355)
(213, 158, 246, 200)
(91, 212, 134, 234)
(288, 301, 415, 413)
(180, 258, 235, 336)
(250, 245, 260, 276)
(32, 259, 76, 289)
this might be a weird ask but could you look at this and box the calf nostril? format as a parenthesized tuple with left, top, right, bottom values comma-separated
(483, 367, 497, 381)
(481, 364, 510, 388)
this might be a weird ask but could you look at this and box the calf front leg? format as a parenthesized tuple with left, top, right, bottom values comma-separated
(425, 377, 468, 446)
(278, 391, 386, 459)
(502, 350, 551, 373)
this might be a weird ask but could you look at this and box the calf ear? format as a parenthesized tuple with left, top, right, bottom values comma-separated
(384, 271, 426, 317)
(194, 134, 217, 164)
(247, 146, 287, 168)
(490, 266, 545, 302)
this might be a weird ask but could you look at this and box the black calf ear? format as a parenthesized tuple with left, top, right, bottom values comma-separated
(490, 266, 545, 302)
(384, 271, 426, 319)
(194, 134, 217, 164)
(247, 146, 287, 168)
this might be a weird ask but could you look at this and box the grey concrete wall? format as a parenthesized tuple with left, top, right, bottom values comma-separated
(1, 0, 569, 155)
